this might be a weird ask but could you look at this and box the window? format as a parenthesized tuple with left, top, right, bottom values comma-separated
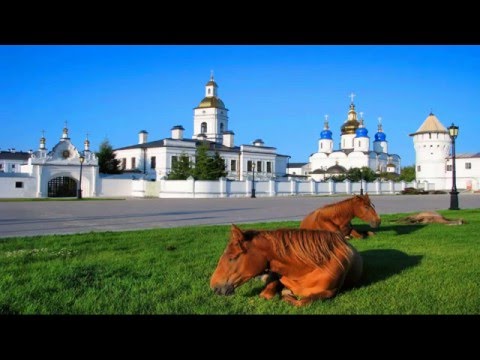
(417, 165, 421, 172)
(201, 122, 207, 134)
(231, 159, 237, 171)
(446, 165, 452, 171)
(247, 161, 252, 172)
(320, 143, 323, 149)
(121, 158, 126, 170)
(466, 162, 472, 170)
(266, 162, 272, 173)
(429, 133, 432, 139)
(151, 156, 156, 169)
(15, 181, 23, 188)
(208, 88, 211, 95)
(220, 123, 224, 133)
(256, 161, 262, 172)
(131, 157, 136, 169)
(0, 164, 3, 170)
(359, 141, 361, 147)
(12, 164, 15, 169)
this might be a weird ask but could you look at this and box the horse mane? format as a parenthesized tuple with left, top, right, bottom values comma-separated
(319, 196, 367, 216)
(255, 229, 353, 270)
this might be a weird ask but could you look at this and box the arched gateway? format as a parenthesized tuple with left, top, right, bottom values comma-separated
(48, 176, 77, 197)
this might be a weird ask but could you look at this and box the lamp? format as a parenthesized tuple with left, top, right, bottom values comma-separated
(251, 163, 256, 198)
(77, 154, 85, 199)
(448, 123, 459, 210)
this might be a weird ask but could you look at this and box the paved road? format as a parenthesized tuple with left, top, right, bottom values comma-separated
(0, 193, 478, 239)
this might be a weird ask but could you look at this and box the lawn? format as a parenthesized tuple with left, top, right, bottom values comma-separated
(0, 209, 478, 314)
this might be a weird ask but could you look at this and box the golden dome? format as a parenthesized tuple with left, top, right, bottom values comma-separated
(206, 80, 218, 87)
(341, 103, 360, 134)
(197, 96, 225, 109)
(341, 120, 360, 135)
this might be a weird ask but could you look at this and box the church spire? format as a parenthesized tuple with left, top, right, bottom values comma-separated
(359, 111, 364, 127)
(84, 132, 90, 151)
(377, 116, 383, 132)
(39, 129, 46, 150)
(61, 121, 70, 140)
(324, 114, 330, 130)
(205, 72, 218, 97)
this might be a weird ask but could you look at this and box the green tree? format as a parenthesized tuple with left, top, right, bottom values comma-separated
(167, 154, 193, 180)
(96, 139, 121, 174)
(192, 143, 228, 180)
(346, 167, 377, 182)
(377, 172, 400, 181)
(208, 151, 228, 180)
(192, 143, 211, 180)
(399, 165, 416, 182)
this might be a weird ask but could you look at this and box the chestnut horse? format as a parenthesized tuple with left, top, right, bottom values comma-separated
(210, 225, 362, 307)
(300, 194, 381, 239)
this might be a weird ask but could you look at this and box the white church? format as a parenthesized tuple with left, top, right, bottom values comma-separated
(1, 78, 479, 198)
(113, 74, 290, 181)
(287, 96, 401, 180)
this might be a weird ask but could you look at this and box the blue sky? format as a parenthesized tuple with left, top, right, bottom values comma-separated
(1, 45, 479, 166)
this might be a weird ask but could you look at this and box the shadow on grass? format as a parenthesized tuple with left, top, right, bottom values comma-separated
(358, 249, 423, 288)
(355, 224, 426, 236)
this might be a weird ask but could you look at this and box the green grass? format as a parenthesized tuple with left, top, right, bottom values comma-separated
(0, 197, 125, 202)
(0, 209, 478, 314)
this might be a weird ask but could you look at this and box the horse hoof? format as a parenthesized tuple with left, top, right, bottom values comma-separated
(281, 288, 294, 297)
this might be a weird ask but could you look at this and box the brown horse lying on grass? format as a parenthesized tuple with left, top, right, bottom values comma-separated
(210, 225, 363, 307)
(300, 194, 381, 239)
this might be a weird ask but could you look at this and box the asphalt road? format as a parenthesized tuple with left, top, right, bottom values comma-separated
(0, 193, 478, 239)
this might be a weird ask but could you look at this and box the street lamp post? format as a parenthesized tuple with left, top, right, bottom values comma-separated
(448, 123, 459, 210)
(77, 153, 85, 199)
(359, 168, 364, 195)
(251, 163, 256, 198)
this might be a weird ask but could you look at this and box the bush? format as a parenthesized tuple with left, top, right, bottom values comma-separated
(401, 187, 428, 195)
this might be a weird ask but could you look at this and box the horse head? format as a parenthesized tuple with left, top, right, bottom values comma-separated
(353, 194, 381, 228)
(210, 224, 268, 296)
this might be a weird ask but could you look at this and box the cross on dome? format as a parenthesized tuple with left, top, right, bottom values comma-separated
(349, 92, 356, 104)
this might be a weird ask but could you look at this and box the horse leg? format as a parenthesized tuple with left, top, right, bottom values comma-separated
(279, 261, 351, 307)
(259, 272, 284, 300)
(282, 289, 337, 307)
(349, 228, 365, 239)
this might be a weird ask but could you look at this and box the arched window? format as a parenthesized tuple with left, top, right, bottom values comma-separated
(201, 122, 207, 134)
(220, 123, 224, 133)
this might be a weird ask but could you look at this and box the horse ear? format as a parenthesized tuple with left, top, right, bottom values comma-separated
(231, 224, 244, 239)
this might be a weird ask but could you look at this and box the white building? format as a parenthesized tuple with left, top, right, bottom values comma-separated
(410, 113, 480, 191)
(0, 149, 31, 173)
(0, 126, 99, 198)
(113, 75, 290, 180)
(287, 98, 401, 180)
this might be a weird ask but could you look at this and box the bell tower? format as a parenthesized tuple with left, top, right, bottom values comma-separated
(193, 72, 229, 143)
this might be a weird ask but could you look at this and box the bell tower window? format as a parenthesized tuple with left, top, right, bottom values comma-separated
(201, 122, 207, 134)
(220, 123, 224, 133)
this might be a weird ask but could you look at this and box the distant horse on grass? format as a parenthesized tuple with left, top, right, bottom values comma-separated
(300, 194, 381, 239)
(210, 225, 362, 307)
